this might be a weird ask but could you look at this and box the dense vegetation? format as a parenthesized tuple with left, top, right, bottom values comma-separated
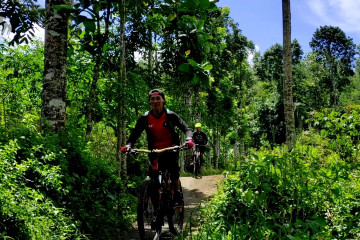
(188, 107, 360, 239)
(1, 0, 360, 239)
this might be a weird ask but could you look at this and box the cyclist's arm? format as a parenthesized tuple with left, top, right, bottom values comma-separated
(169, 111, 192, 139)
(127, 115, 147, 147)
(203, 132, 208, 145)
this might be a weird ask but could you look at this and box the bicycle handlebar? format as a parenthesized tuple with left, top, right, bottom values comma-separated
(195, 143, 207, 146)
(125, 145, 186, 155)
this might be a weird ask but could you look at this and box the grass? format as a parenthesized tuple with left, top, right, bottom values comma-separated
(181, 165, 226, 177)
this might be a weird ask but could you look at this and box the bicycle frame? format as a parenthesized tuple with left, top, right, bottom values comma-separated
(192, 144, 205, 178)
(126, 145, 185, 240)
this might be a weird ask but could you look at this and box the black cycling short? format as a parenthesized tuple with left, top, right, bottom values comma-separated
(197, 145, 206, 153)
(148, 151, 180, 182)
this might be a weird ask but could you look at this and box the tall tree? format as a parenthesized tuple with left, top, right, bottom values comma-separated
(310, 25, 356, 108)
(41, 0, 71, 131)
(74, 1, 112, 139)
(116, 0, 127, 178)
(282, 0, 295, 150)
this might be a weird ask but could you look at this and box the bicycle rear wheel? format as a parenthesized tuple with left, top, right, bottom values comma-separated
(137, 180, 159, 240)
(195, 154, 200, 177)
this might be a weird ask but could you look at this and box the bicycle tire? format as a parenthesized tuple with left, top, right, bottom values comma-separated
(192, 154, 197, 177)
(195, 151, 200, 177)
(137, 180, 159, 240)
(167, 187, 184, 236)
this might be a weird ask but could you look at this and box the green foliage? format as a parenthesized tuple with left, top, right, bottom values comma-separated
(340, 74, 360, 107)
(3, 2, 360, 239)
(0, 123, 136, 239)
(57, 126, 137, 239)
(0, 131, 84, 239)
(190, 138, 359, 239)
(0, 0, 44, 45)
(0, 42, 43, 129)
(252, 41, 305, 146)
(310, 25, 356, 107)
(307, 106, 360, 160)
(186, 107, 360, 239)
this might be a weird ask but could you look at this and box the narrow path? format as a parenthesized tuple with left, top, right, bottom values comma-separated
(181, 175, 224, 221)
(118, 175, 224, 239)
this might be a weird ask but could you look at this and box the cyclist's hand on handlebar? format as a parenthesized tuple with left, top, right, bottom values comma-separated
(121, 145, 132, 153)
(184, 138, 194, 149)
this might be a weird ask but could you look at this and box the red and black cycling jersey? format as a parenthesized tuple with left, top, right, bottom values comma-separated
(127, 109, 193, 150)
(147, 111, 173, 149)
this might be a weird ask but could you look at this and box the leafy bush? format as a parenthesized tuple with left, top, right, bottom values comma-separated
(190, 129, 360, 239)
(0, 138, 83, 239)
(0, 124, 137, 239)
(63, 124, 138, 239)
(307, 106, 360, 160)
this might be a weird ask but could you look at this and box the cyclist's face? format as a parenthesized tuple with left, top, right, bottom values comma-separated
(149, 95, 165, 112)
(196, 127, 201, 132)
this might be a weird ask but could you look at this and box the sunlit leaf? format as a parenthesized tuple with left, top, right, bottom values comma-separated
(201, 62, 213, 70)
(187, 59, 198, 67)
(167, 13, 177, 22)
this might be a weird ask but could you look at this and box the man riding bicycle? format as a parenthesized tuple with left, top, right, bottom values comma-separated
(192, 123, 208, 169)
(122, 89, 193, 205)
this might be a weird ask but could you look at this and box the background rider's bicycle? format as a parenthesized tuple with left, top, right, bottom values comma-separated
(192, 144, 204, 178)
(124, 146, 186, 240)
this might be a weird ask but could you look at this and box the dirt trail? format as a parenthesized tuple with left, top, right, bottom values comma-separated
(181, 175, 224, 220)
(119, 175, 225, 239)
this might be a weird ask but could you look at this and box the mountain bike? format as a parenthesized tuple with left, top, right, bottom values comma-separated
(192, 144, 204, 178)
(126, 146, 186, 240)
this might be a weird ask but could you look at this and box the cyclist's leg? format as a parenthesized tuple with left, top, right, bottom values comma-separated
(148, 153, 160, 211)
(158, 152, 177, 183)
(160, 152, 182, 204)
(199, 146, 206, 168)
(200, 152, 204, 168)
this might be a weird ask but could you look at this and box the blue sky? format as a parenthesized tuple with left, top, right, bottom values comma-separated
(216, 0, 360, 54)
(2, 0, 360, 56)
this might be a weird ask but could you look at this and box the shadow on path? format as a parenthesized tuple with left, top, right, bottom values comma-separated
(118, 175, 224, 239)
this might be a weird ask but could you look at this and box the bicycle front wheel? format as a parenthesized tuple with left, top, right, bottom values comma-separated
(167, 190, 184, 236)
(137, 180, 158, 240)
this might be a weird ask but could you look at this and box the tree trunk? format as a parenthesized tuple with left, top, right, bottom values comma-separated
(85, 3, 111, 139)
(233, 141, 239, 169)
(86, 56, 101, 139)
(181, 90, 192, 172)
(148, 31, 153, 73)
(154, 33, 158, 74)
(116, 0, 127, 178)
(41, 0, 70, 131)
(282, 0, 296, 151)
(2, 98, 6, 129)
(213, 127, 220, 169)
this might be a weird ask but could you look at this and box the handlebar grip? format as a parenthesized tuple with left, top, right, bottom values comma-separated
(120, 146, 127, 153)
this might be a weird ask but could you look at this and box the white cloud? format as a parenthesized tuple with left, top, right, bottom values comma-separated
(247, 45, 260, 66)
(32, 24, 45, 41)
(0, 19, 45, 43)
(304, 0, 360, 32)
(0, 17, 12, 40)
